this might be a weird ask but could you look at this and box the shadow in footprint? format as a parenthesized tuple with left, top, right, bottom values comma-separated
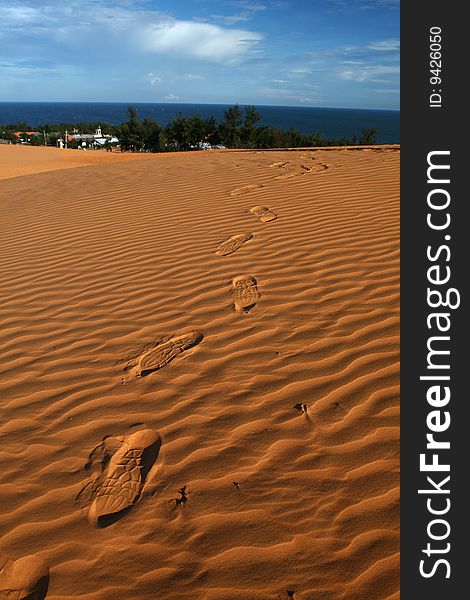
(230, 184, 263, 196)
(77, 429, 162, 527)
(232, 275, 260, 313)
(0, 554, 49, 600)
(94, 506, 133, 528)
(216, 233, 253, 256)
(122, 331, 203, 382)
(249, 205, 277, 223)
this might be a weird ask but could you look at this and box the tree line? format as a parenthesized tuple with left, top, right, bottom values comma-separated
(0, 104, 378, 150)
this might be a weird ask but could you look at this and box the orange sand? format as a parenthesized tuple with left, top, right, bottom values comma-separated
(0, 144, 151, 181)
(0, 146, 399, 600)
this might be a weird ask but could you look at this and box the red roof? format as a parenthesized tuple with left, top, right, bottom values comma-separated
(14, 131, 41, 137)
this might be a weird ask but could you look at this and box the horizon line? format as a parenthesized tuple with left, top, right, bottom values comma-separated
(0, 100, 400, 112)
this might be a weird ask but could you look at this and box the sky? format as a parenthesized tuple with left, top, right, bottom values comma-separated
(0, 0, 400, 109)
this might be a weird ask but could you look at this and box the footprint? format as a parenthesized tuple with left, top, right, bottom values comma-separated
(274, 172, 298, 181)
(274, 163, 312, 180)
(123, 331, 203, 381)
(0, 553, 49, 600)
(216, 233, 253, 256)
(250, 205, 277, 223)
(77, 429, 162, 527)
(232, 275, 260, 312)
(230, 184, 263, 196)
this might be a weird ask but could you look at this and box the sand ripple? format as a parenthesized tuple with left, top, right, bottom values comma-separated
(0, 147, 399, 599)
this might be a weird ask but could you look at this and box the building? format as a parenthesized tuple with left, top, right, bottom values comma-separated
(67, 126, 119, 149)
(13, 131, 41, 143)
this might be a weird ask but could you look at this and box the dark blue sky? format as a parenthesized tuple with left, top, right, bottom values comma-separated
(0, 0, 400, 109)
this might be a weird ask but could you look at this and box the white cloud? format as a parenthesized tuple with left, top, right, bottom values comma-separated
(375, 0, 399, 7)
(183, 73, 205, 81)
(338, 64, 399, 82)
(368, 38, 400, 52)
(210, 14, 251, 25)
(142, 20, 262, 63)
(0, 3, 262, 65)
(146, 72, 162, 85)
(329, 0, 399, 9)
(209, 1, 267, 25)
(225, 1, 267, 13)
(257, 86, 323, 105)
(0, 0, 398, 109)
(288, 67, 312, 75)
(236, 1, 267, 11)
(2, 5, 41, 24)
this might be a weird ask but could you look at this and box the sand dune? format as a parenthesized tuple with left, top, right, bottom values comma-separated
(0, 146, 399, 599)
(0, 144, 151, 181)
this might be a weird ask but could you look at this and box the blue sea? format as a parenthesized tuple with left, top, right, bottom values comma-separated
(0, 102, 399, 144)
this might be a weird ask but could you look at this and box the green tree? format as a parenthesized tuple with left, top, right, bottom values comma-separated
(311, 131, 327, 147)
(204, 116, 220, 145)
(29, 134, 44, 146)
(186, 115, 209, 148)
(165, 113, 191, 150)
(120, 106, 144, 151)
(359, 128, 377, 145)
(285, 128, 309, 148)
(1, 131, 18, 144)
(142, 117, 163, 152)
(0, 122, 32, 132)
(240, 105, 261, 148)
(47, 134, 60, 147)
(254, 125, 279, 149)
(220, 104, 243, 147)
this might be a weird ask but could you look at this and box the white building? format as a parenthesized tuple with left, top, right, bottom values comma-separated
(67, 126, 119, 148)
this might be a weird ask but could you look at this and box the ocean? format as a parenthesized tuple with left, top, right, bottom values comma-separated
(0, 102, 400, 144)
